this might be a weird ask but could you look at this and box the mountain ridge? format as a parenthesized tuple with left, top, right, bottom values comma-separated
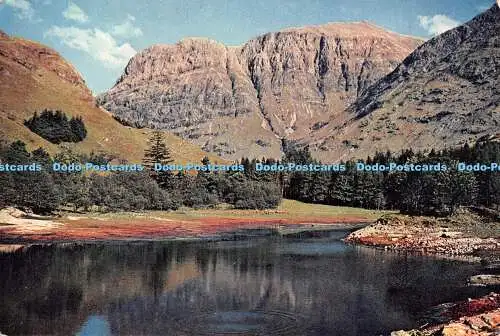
(0, 30, 223, 164)
(99, 22, 423, 159)
(308, 4, 500, 161)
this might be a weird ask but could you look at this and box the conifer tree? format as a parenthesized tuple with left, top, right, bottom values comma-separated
(143, 130, 174, 189)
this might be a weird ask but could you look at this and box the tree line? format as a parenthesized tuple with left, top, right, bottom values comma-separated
(0, 131, 281, 214)
(141, 131, 282, 211)
(0, 141, 175, 213)
(0, 129, 498, 216)
(279, 140, 500, 216)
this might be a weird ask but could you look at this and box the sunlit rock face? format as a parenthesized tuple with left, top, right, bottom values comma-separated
(99, 23, 421, 159)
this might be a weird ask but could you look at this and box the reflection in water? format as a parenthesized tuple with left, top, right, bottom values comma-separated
(0, 231, 491, 335)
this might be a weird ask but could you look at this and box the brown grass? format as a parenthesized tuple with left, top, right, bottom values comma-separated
(0, 37, 224, 164)
(0, 200, 388, 242)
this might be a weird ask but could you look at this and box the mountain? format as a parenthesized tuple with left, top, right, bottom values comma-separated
(0, 30, 222, 164)
(310, 5, 500, 161)
(98, 22, 422, 159)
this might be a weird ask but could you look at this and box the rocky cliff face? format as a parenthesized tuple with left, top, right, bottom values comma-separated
(238, 23, 421, 139)
(310, 5, 500, 161)
(99, 23, 422, 159)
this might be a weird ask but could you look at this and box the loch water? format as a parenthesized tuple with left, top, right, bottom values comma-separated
(0, 229, 493, 335)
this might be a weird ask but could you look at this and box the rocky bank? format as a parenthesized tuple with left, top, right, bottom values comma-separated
(345, 209, 500, 262)
(391, 293, 500, 336)
(347, 207, 500, 334)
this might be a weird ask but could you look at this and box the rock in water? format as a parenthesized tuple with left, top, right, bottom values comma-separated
(469, 275, 500, 286)
(390, 331, 414, 336)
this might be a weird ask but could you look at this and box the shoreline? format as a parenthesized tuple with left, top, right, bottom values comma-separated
(0, 200, 381, 248)
(1, 204, 498, 261)
(0, 223, 368, 255)
(0, 222, 369, 248)
(344, 210, 500, 264)
(392, 294, 500, 336)
(1, 204, 499, 334)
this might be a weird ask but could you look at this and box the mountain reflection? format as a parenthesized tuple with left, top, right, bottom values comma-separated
(0, 233, 490, 336)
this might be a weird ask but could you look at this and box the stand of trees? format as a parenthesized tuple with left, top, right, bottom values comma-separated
(280, 141, 500, 216)
(0, 141, 177, 213)
(0, 132, 282, 214)
(0, 131, 498, 216)
(24, 110, 87, 144)
(0, 141, 61, 213)
(142, 131, 282, 210)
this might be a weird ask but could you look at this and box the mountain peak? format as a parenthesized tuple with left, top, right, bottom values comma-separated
(265, 21, 424, 45)
(100, 22, 422, 159)
(281, 21, 392, 35)
(309, 4, 500, 161)
(354, 1, 500, 118)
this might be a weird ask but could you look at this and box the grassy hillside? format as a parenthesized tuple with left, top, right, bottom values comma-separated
(0, 34, 224, 164)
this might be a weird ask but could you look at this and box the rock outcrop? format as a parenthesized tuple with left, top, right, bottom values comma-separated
(99, 23, 422, 159)
(311, 5, 500, 161)
(344, 210, 500, 260)
(391, 294, 500, 336)
(469, 275, 500, 286)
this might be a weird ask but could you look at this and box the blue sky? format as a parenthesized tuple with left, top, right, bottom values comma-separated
(0, 0, 495, 94)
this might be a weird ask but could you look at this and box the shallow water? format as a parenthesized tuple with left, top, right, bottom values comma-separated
(0, 229, 492, 335)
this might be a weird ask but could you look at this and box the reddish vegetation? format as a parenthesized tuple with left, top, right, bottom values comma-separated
(0, 215, 369, 243)
(410, 294, 500, 336)
(447, 294, 500, 320)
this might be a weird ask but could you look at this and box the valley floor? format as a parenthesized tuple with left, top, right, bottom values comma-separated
(0, 200, 386, 248)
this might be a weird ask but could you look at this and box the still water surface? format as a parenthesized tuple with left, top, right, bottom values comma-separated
(0, 229, 491, 335)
